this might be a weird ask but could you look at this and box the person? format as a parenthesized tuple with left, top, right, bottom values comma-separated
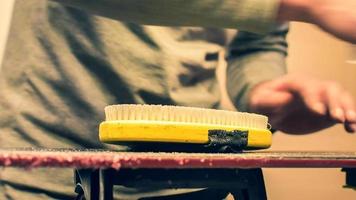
(0, 0, 355, 199)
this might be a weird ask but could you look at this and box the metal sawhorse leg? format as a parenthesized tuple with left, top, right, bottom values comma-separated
(74, 168, 267, 200)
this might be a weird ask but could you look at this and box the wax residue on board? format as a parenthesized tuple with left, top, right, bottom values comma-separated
(1, 149, 356, 169)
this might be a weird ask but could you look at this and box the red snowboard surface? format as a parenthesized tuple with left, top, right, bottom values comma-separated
(1, 149, 356, 169)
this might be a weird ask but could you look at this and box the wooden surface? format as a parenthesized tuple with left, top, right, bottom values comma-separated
(1, 148, 356, 169)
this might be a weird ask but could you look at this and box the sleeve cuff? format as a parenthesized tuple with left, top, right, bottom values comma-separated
(227, 51, 287, 112)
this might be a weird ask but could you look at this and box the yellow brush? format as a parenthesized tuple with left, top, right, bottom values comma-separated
(99, 104, 272, 150)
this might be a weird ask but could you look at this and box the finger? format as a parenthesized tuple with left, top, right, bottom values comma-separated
(340, 92, 356, 133)
(324, 83, 346, 123)
(341, 92, 356, 123)
(301, 87, 327, 116)
(250, 90, 293, 113)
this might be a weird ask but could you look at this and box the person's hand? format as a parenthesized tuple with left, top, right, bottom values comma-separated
(278, 0, 356, 44)
(248, 75, 356, 134)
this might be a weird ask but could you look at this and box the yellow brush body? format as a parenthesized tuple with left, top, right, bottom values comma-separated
(99, 104, 272, 149)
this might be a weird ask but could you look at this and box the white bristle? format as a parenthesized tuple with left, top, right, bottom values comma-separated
(104, 104, 269, 129)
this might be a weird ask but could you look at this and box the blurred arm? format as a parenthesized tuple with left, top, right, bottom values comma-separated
(52, 0, 280, 34)
(53, 0, 356, 43)
(278, 0, 356, 44)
